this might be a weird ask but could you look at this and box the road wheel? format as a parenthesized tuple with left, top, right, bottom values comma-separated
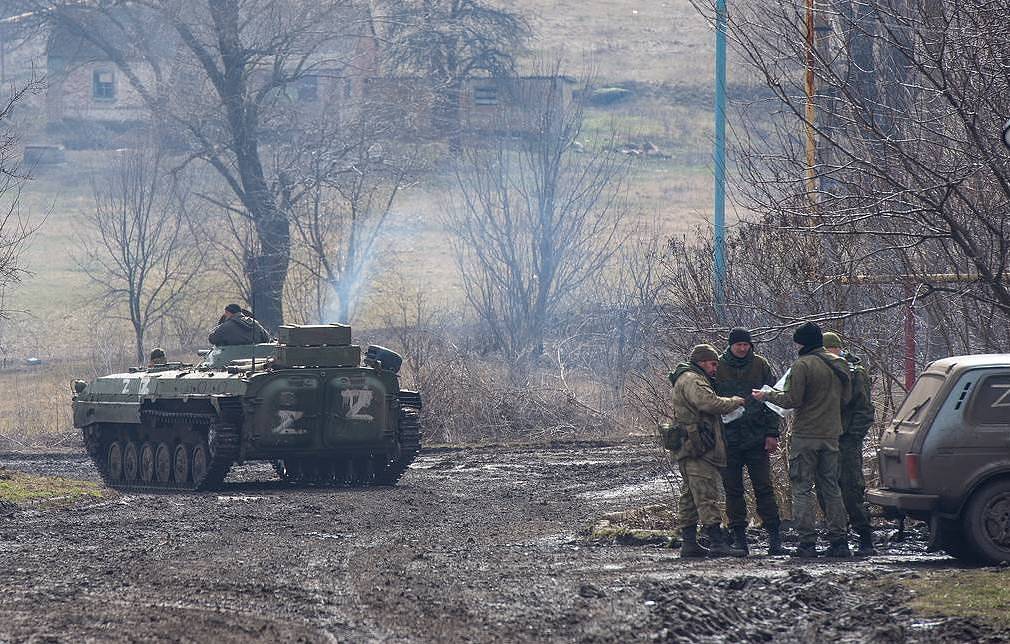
(140, 442, 156, 483)
(173, 444, 190, 485)
(963, 479, 1010, 564)
(123, 441, 140, 481)
(106, 441, 124, 482)
(154, 442, 172, 483)
(192, 442, 209, 483)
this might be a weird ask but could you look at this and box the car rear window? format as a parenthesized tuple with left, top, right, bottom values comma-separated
(967, 374, 1010, 426)
(895, 373, 944, 424)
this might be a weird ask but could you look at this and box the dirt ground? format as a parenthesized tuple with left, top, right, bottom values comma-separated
(0, 440, 1006, 643)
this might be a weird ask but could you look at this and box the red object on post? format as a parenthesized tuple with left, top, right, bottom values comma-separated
(904, 282, 916, 391)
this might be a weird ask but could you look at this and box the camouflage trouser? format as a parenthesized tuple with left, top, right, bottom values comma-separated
(722, 446, 781, 530)
(817, 435, 871, 533)
(788, 436, 847, 543)
(678, 457, 723, 530)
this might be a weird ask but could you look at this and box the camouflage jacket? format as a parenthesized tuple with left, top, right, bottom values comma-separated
(715, 349, 779, 451)
(669, 363, 741, 467)
(208, 314, 272, 346)
(841, 355, 875, 441)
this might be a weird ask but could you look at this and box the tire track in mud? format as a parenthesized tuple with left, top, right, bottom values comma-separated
(0, 442, 1006, 642)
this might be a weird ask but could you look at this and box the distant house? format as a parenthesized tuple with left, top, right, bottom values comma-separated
(363, 75, 577, 141)
(44, 7, 167, 139)
(43, 4, 379, 146)
(43, 5, 571, 147)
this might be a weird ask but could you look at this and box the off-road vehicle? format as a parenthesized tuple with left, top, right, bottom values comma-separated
(72, 324, 422, 491)
(867, 354, 1010, 563)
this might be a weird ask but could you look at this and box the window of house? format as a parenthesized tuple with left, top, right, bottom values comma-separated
(967, 374, 1010, 426)
(474, 86, 498, 106)
(93, 69, 116, 101)
(298, 76, 319, 103)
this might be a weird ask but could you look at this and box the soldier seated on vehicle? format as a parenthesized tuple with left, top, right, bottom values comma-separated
(148, 347, 168, 368)
(208, 303, 272, 346)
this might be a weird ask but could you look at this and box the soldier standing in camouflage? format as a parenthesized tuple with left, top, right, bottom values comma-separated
(752, 322, 853, 558)
(716, 328, 785, 556)
(669, 344, 747, 558)
(818, 332, 877, 556)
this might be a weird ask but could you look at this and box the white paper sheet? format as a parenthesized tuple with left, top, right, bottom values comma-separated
(762, 369, 793, 418)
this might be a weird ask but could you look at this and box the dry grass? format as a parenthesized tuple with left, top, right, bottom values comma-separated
(902, 570, 1010, 629)
(0, 467, 112, 506)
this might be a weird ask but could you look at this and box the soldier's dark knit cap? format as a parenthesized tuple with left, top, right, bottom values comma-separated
(225, 303, 242, 314)
(150, 347, 165, 360)
(728, 327, 753, 346)
(792, 321, 823, 349)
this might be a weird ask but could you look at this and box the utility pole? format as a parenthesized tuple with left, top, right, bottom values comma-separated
(713, 0, 727, 316)
(804, 0, 817, 198)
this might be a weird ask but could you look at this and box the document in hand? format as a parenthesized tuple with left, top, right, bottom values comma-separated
(762, 369, 793, 418)
(721, 406, 745, 424)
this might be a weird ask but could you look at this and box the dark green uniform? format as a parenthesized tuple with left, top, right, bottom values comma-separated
(818, 355, 875, 533)
(715, 349, 781, 531)
(765, 348, 851, 546)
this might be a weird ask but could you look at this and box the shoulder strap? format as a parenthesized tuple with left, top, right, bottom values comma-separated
(812, 353, 849, 386)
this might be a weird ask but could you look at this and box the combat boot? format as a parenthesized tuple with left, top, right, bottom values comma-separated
(704, 525, 746, 557)
(790, 542, 818, 558)
(824, 539, 852, 558)
(766, 526, 787, 556)
(680, 525, 709, 558)
(855, 528, 877, 557)
(731, 526, 750, 556)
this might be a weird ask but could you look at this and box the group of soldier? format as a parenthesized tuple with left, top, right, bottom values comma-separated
(665, 321, 876, 559)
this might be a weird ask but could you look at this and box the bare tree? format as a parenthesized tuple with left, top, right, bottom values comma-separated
(36, 0, 374, 330)
(378, 0, 530, 150)
(448, 75, 627, 376)
(689, 0, 1010, 323)
(286, 115, 420, 323)
(0, 81, 38, 316)
(79, 145, 204, 364)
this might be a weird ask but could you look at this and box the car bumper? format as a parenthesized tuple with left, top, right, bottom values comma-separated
(866, 488, 939, 512)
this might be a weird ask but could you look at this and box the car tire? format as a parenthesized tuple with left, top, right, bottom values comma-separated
(962, 479, 1010, 564)
(938, 520, 983, 564)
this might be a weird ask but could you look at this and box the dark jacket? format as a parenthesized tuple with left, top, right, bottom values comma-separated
(208, 314, 272, 346)
(715, 348, 779, 451)
(765, 348, 852, 439)
(669, 362, 741, 467)
(841, 354, 875, 440)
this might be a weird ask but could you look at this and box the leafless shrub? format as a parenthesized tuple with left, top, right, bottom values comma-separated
(78, 144, 206, 364)
(448, 69, 628, 379)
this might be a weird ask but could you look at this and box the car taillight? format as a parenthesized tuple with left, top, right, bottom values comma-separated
(905, 453, 921, 488)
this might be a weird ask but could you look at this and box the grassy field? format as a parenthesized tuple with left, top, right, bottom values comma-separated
(0, 467, 112, 507)
(902, 569, 1010, 629)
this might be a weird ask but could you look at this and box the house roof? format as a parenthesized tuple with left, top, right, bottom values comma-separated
(46, 4, 176, 63)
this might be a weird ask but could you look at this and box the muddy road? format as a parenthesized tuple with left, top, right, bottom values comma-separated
(0, 440, 1004, 643)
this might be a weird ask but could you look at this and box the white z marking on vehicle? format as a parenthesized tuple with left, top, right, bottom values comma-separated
(273, 410, 306, 434)
(121, 379, 131, 394)
(341, 389, 374, 421)
(990, 384, 1010, 408)
(139, 377, 152, 395)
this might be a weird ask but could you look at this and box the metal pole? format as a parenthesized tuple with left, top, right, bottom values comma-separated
(714, 0, 727, 315)
(804, 0, 817, 198)
(904, 282, 917, 390)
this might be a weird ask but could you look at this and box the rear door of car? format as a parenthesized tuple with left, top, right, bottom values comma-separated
(878, 372, 946, 490)
(956, 370, 1010, 496)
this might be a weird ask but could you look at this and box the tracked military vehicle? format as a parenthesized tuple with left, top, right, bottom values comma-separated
(72, 324, 422, 491)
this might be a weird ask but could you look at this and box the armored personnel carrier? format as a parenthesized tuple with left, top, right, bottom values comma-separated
(72, 324, 422, 491)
